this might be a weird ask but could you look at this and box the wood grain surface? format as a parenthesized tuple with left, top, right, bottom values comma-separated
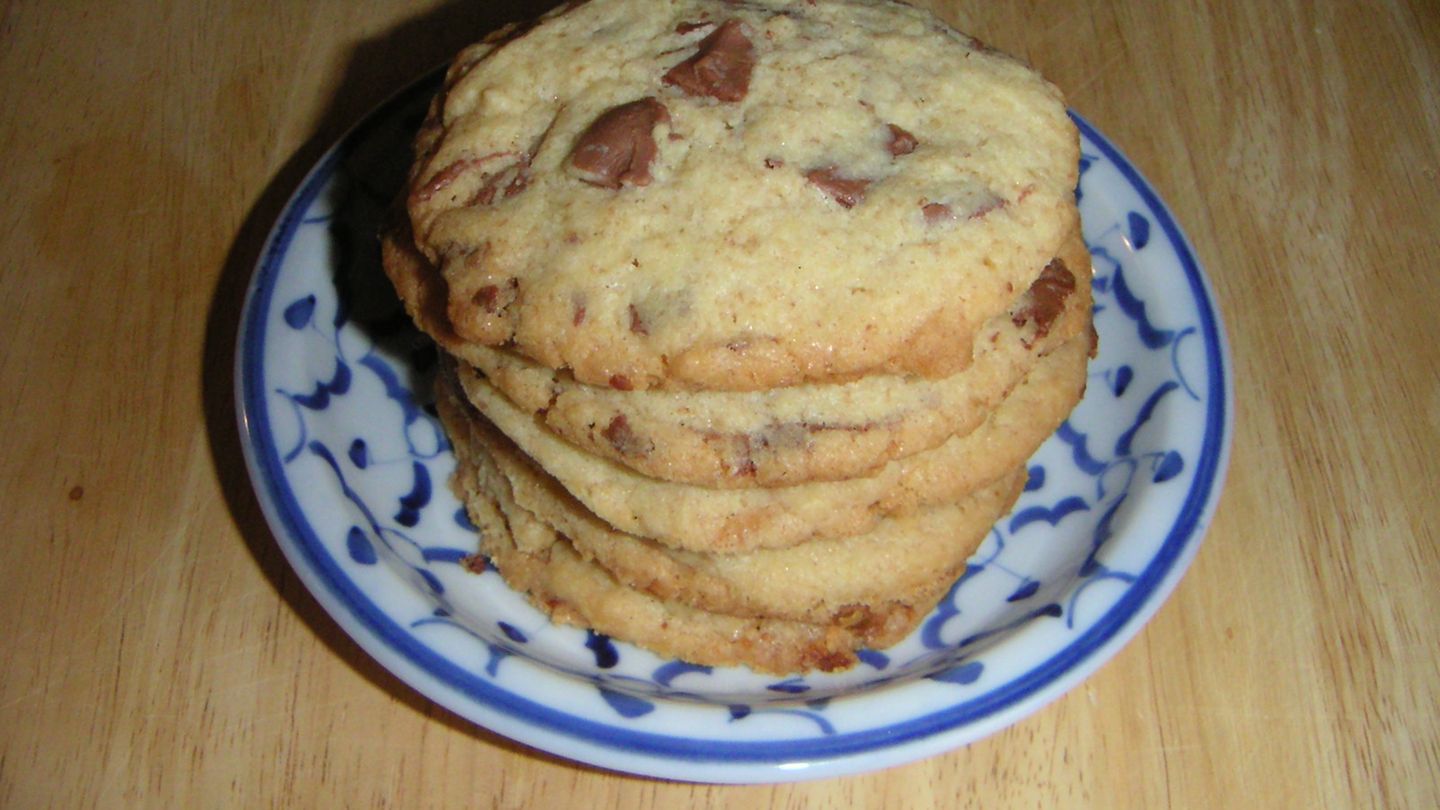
(2, 1, 1437, 806)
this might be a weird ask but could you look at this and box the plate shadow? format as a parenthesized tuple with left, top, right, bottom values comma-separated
(200, 0, 645, 780)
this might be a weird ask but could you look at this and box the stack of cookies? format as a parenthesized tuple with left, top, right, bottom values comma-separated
(381, 0, 1093, 674)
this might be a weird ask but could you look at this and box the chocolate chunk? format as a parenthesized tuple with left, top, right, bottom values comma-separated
(413, 151, 532, 206)
(628, 304, 649, 335)
(470, 157, 531, 206)
(922, 201, 953, 223)
(503, 169, 531, 197)
(471, 277, 518, 313)
(414, 154, 497, 203)
(805, 166, 870, 208)
(662, 19, 755, 102)
(602, 414, 654, 456)
(1012, 259, 1076, 340)
(886, 124, 918, 156)
(969, 195, 1007, 220)
(608, 374, 634, 391)
(568, 98, 671, 189)
(413, 158, 473, 203)
(922, 192, 1005, 224)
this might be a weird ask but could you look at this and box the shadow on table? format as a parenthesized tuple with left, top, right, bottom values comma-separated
(201, 0, 660, 783)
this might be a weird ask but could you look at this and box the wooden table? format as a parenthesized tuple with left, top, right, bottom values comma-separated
(3, 1, 1436, 805)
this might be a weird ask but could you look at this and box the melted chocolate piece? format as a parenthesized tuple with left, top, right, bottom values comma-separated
(568, 98, 670, 189)
(628, 304, 649, 335)
(470, 157, 531, 206)
(469, 277, 519, 314)
(601, 414, 654, 456)
(662, 19, 755, 102)
(1012, 259, 1076, 339)
(922, 201, 953, 223)
(886, 124, 918, 156)
(805, 166, 870, 209)
(413, 152, 514, 203)
(968, 195, 1007, 220)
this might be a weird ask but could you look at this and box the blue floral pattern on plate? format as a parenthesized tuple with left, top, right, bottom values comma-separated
(236, 75, 1231, 783)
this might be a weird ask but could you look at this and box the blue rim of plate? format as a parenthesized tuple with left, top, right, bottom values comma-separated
(235, 72, 1231, 782)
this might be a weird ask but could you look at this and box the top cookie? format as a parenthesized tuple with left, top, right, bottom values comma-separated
(406, 0, 1078, 391)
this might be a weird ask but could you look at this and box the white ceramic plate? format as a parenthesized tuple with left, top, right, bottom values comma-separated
(236, 74, 1231, 783)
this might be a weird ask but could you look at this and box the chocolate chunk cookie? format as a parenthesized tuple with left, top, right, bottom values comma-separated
(403, 0, 1079, 391)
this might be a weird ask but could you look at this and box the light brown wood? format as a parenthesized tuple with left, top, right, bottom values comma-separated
(2, 0, 1437, 806)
